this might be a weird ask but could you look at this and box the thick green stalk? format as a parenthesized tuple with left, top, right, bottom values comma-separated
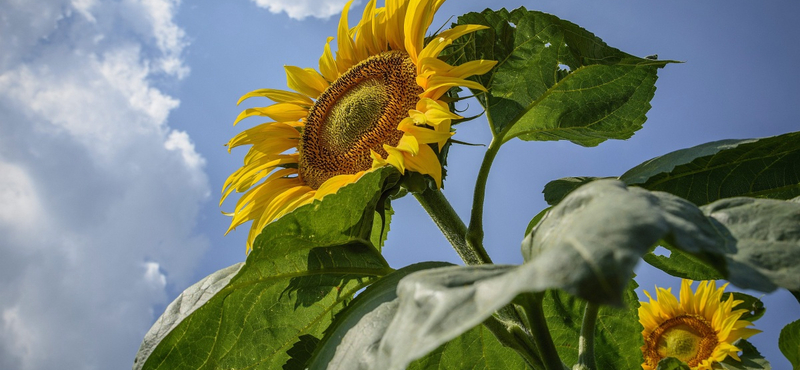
(524, 293, 567, 370)
(574, 303, 600, 370)
(466, 138, 502, 255)
(414, 189, 492, 265)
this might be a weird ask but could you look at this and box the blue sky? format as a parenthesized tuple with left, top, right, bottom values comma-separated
(0, 1, 797, 369)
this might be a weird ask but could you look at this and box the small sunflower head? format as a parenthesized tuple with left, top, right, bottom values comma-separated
(639, 279, 761, 370)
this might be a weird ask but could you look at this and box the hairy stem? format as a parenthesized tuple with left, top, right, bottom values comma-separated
(574, 303, 600, 370)
(466, 138, 502, 257)
(524, 293, 567, 370)
(414, 189, 492, 265)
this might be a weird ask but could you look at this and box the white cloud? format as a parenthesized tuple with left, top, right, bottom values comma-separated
(250, 0, 355, 20)
(0, 0, 208, 369)
(165, 130, 207, 170)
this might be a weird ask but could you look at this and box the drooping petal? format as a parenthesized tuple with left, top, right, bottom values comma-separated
(403, 143, 441, 188)
(233, 103, 309, 125)
(285, 66, 329, 99)
(237, 88, 313, 106)
(418, 24, 489, 63)
(226, 122, 300, 152)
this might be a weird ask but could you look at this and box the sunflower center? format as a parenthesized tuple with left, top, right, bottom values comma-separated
(643, 315, 719, 368)
(299, 50, 421, 189)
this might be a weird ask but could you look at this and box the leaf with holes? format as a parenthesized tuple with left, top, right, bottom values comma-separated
(452, 7, 673, 144)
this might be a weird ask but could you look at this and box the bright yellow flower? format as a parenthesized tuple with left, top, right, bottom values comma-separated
(639, 279, 761, 370)
(222, 0, 496, 252)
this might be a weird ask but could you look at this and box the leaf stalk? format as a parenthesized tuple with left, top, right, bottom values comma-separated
(413, 189, 492, 265)
(466, 138, 502, 258)
(574, 302, 600, 370)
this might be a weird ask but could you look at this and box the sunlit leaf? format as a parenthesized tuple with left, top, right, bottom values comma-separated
(362, 180, 798, 369)
(307, 262, 453, 370)
(621, 132, 800, 205)
(453, 7, 672, 144)
(136, 168, 400, 370)
(702, 197, 800, 294)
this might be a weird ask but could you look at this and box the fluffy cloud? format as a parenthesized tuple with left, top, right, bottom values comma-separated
(250, 0, 356, 20)
(0, 0, 208, 369)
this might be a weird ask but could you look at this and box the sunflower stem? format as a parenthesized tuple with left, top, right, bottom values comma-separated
(524, 292, 568, 370)
(414, 189, 492, 265)
(574, 302, 600, 370)
(466, 138, 502, 261)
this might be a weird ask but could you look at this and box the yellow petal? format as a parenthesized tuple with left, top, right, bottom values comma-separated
(284, 66, 329, 99)
(404, 143, 442, 188)
(336, 1, 357, 73)
(318, 37, 339, 82)
(237, 88, 313, 106)
(385, 0, 408, 50)
(226, 122, 299, 152)
(399, 120, 452, 145)
(233, 103, 308, 125)
(422, 76, 488, 99)
(447, 59, 498, 79)
(403, 0, 436, 63)
(314, 171, 365, 200)
(418, 24, 489, 62)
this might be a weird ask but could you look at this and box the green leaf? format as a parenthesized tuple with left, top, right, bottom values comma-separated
(655, 357, 691, 370)
(453, 7, 671, 144)
(620, 132, 800, 205)
(331, 180, 797, 369)
(643, 246, 725, 281)
(722, 292, 765, 323)
(523, 180, 726, 304)
(542, 177, 604, 206)
(136, 168, 400, 370)
(307, 262, 454, 370)
(779, 319, 800, 369)
(406, 324, 530, 370)
(133, 263, 244, 370)
(719, 340, 770, 370)
(542, 279, 643, 370)
(702, 197, 800, 293)
(524, 207, 550, 236)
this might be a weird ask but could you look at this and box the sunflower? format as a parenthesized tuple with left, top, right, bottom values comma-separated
(221, 0, 496, 252)
(638, 279, 761, 370)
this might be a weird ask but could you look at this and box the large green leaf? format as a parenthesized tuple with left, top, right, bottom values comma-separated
(306, 262, 530, 370)
(136, 168, 399, 370)
(620, 132, 800, 205)
(779, 319, 800, 369)
(542, 279, 643, 370)
(355, 180, 798, 369)
(539, 132, 800, 280)
(523, 180, 726, 304)
(702, 197, 800, 294)
(406, 324, 530, 370)
(306, 262, 454, 370)
(453, 7, 670, 144)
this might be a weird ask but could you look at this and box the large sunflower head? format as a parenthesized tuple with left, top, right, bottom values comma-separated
(638, 279, 761, 370)
(221, 0, 496, 252)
